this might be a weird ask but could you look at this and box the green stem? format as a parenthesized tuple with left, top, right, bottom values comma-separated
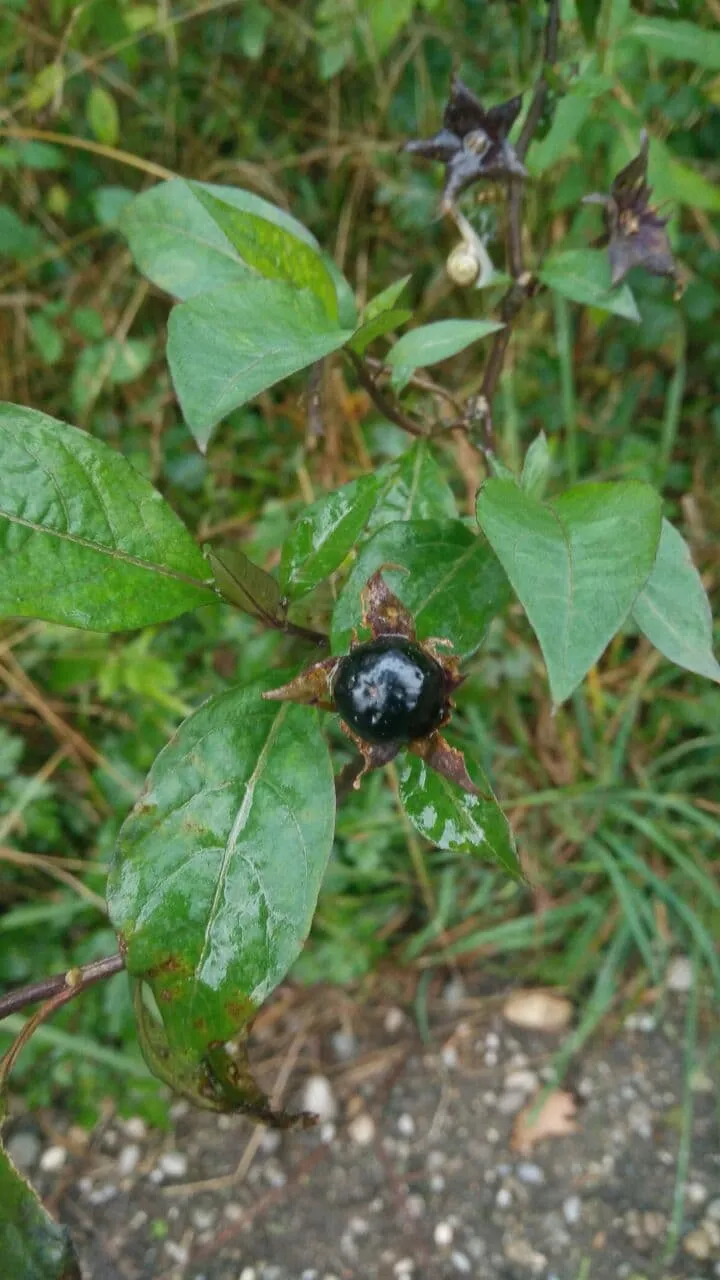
(553, 291, 578, 483)
(500, 362, 521, 474)
(657, 324, 687, 487)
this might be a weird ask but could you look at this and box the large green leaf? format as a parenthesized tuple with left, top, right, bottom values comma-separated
(120, 178, 320, 300)
(331, 519, 510, 660)
(386, 318, 504, 375)
(539, 249, 640, 322)
(369, 440, 458, 529)
(476, 479, 662, 704)
(167, 279, 354, 450)
(107, 677, 335, 1059)
(0, 1143, 80, 1280)
(280, 473, 381, 600)
(623, 17, 720, 70)
(0, 404, 214, 631)
(632, 519, 720, 684)
(399, 751, 520, 879)
(189, 185, 339, 320)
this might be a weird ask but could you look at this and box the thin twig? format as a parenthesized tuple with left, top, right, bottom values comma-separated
(475, 0, 561, 446)
(346, 349, 426, 438)
(0, 953, 124, 1023)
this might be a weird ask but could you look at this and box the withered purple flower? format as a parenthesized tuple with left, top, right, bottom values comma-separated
(405, 73, 527, 211)
(263, 570, 481, 796)
(583, 131, 676, 286)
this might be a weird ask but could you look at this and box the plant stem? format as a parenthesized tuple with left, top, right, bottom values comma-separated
(500, 362, 520, 473)
(553, 291, 579, 482)
(657, 324, 687, 487)
(0, 951, 124, 1022)
(346, 349, 426, 438)
(474, 0, 561, 445)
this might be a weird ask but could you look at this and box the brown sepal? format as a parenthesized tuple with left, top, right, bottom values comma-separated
(410, 731, 482, 796)
(339, 721, 400, 788)
(262, 657, 338, 710)
(362, 568, 416, 641)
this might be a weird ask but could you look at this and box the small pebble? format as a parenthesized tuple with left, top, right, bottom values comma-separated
(443, 976, 466, 1007)
(117, 1144, 140, 1178)
(496, 1188, 512, 1209)
(122, 1117, 147, 1141)
(563, 1195, 582, 1226)
(6, 1131, 41, 1172)
(384, 1007, 405, 1034)
(159, 1151, 188, 1180)
(393, 1259, 414, 1277)
(683, 1226, 713, 1260)
(330, 1031, 357, 1062)
(486, 1031, 501, 1050)
(497, 1090, 526, 1115)
(406, 1194, 425, 1219)
(320, 1122, 336, 1145)
(686, 1182, 708, 1205)
(505, 1069, 539, 1095)
(434, 1221, 454, 1247)
(39, 1146, 67, 1173)
(451, 1251, 472, 1274)
(192, 1208, 216, 1231)
(239, 1269, 257, 1280)
(301, 1075, 337, 1123)
(706, 1198, 720, 1222)
(397, 1113, 415, 1137)
(348, 1113, 375, 1147)
(260, 1128, 281, 1155)
(87, 1183, 118, 1206)
(504, 1239, 548, 1273)
(441, 1045, 459, 1069)
(666, 955, 693, 992)
(430, 1173, 446, 1192)
(516, 1162, 545, 1186)
(164, 1241, 189, 1265)
(627, 1100, 653, 1140)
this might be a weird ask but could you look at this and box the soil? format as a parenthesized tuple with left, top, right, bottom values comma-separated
(7, 971, 719, 1280)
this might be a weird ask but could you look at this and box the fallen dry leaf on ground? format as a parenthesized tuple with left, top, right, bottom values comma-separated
(511, 1089, 579, 1153)
(502, 989, 573, 1031)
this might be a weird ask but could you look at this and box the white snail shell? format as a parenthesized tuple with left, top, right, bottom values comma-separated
(446, 242, 480, 287)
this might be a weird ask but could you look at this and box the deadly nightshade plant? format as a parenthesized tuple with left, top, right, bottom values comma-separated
(2, 1, 720, 1271)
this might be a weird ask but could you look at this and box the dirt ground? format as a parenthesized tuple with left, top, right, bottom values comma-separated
(7, 969, 719, 1280)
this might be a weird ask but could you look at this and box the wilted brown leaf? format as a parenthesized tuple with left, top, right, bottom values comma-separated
(511, 1089, 579, 1153)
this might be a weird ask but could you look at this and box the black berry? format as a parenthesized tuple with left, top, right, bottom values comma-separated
(333, 637, 447, 745)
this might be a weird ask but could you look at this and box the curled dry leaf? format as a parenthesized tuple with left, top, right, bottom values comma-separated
(511, 1089, 578, 1154)
(502, 989, 573, 1032)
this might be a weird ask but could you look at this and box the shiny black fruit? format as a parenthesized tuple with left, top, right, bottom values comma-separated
(333, 637, 447, 745)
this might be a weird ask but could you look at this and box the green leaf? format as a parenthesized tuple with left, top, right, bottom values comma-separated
(107, 678, 335, 1058)
(190, 185, 339, 321)
(0, 206, 46, 262)
(576, 0, 603, 44)
(539, 249, 640, 322)
(280, 473, 380, 600)
(386, 318, 505, 375)
(167, 279, 353, 450)
(369, 439, 458, 528)
(632, 519, 720, 684)
(86, 84, 120, 146)
(0, 403, 215, 631)
(332, 519, 510, 660)
(206, 545, 283, 621)
(348, 308, 413, 355)
(527, 92, 593, 175)
(362, 274, 412, 323)
(0, 1143, 80, 1280)
(520, 432, 551, 500)
(120, 178, 322, 300)
(399, 750, 520, 879)
(623, 17, 720, 70)
(476, 479, 662, 704)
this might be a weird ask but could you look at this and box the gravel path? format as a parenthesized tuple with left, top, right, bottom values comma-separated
(7, 970, 719, 1280)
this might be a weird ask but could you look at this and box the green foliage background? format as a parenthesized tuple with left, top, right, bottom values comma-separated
(0, 0, 718, 1123)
